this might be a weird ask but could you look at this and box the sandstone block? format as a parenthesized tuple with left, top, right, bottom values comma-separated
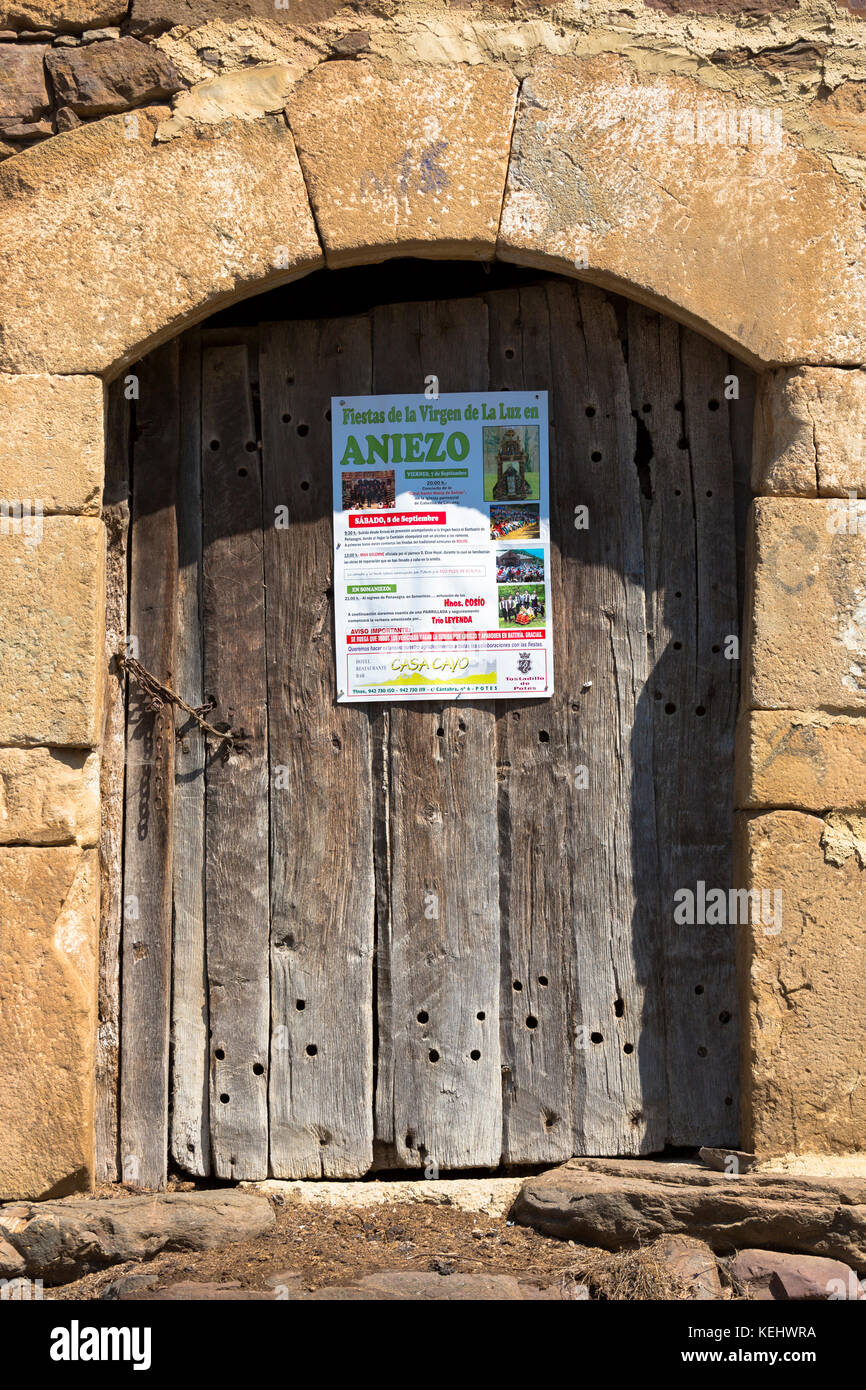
(0, 747, 99, 844)
(745, 498, 866, 709)
(499, 54, 866, 366)
(288, 61, 518, 267)
(0, 516, 104, 746)
(753, 367, 866, 497)
(736, 711, 866, 810)
(129, 0, 349, 37)
(0, 3, 125, 30)
(512, 1157, 866, 1269)
(730, 1248, 861, 1300)
(736, 810, 866, 1156)
(655, 1234, 722, 1299)
(0, 846, 97, 1199)
(45, 36, 184, 116)
(0, 43, 48, 135)
(0, 373, 103, 513)
(0, 109, 322, 375)
(0, 1189, 276, 1282)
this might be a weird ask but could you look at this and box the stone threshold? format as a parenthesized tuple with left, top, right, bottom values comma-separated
(511, 1157, 866, 1273)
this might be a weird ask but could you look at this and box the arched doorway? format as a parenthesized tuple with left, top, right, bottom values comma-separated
(113, 261, 753, 1186)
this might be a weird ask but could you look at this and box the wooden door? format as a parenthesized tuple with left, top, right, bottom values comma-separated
(118, 277, 751, 1185)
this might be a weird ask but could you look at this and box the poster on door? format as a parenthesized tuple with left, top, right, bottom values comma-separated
(331, 390, 553, 701)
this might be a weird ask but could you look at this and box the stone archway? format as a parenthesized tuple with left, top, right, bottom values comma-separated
(1, 49, 865, 1198)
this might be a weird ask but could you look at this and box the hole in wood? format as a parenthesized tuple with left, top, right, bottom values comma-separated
(245, 440, 256, 452)
(677, 438, 689, 450)
(215, 1048, 225, 1060)
(219, 1093, 229, 1104)
(476, 1010, 486, 1021)
(538, 730, 550, 743)
(706, 489, 713, 497)
(675, 590, 682, 598)
(614, 998, 624, 1017)
(306, 1043, 318, 1057)
(664, 702, 676, 715)
(585, 405, 596, 416)
(591, 451, 602, 462)
(526, 1015, 538, 1029)
(719, 1010, 731, 1024)
(675, 400, 684, 412)
(708, 398, 720, 410)
(417, 1010, 429, 1024)
(623, 1042, 634, 1054)
(695, 705, 707, 716)
(297, 423, 309, 437)
(725, 1096, 734, 1106)
(512, 980, 523, 991)
(538, 976, 549, 987)
(712, 644, 721, 653)
(470, 1049, 481, 1061)
(641, 403, 651, 414)
(436, 726, 444, 737)
(209, 439, 219, 451)
(590, 1031, 603, 1044)
(405, 1133, 415, 1148)
(544, 1112, 559, 1128)
(301, 481, 310, 491)
(673, 640, 682, 650)
(674, 488, 682, 496)
(296, 999, 305, 1011)
(252, 1062, 265, 1076)
(505, 348, 515, 359)
(458, 718, 466, 732)
(695, 984, 704, 995)
(428, 1049, 440, 1063)
(697, 1046, 708, 1057)
(281, 412, 291, 423)
(237, 468, 248, 478)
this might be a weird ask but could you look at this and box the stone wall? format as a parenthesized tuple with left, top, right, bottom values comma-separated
(0, 0, 865, 1196)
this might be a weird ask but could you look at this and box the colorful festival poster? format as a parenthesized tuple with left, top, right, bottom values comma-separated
(332, 391, 553, 701)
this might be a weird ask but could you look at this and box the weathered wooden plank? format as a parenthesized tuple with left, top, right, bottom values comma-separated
(487, 285, 576, 1163)
(377, 298, 503, 1170)
(626, 304, 741, 1146)
(96, 374, 130, 1184)
(170, 329, 210, 1177)
(260, 315, 376, 1178)
(120, 340, 179, 1190)
(549, 282, 667, 1154)
(369, 300, 421, 1157)
(673, 327, 740, 1144)
(727, 354, 756, 621)
(201, 343, 270, 1180)
(626, 301, 699, 1148)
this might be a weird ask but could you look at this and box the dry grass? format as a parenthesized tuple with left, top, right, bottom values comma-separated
(569, 1241, 697, 1301)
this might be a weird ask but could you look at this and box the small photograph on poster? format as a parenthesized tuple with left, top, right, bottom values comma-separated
(495, 546, 545, 585)
(341, 470, 396, 510)
(483, 425, 541, 502)
(489, 503, 540, 540)
(497, 582, 546, 628)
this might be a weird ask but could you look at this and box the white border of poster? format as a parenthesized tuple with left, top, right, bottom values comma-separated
(331, 390, 553, 701)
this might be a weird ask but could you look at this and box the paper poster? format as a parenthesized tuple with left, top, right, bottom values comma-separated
(331, 391, 553, 701)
